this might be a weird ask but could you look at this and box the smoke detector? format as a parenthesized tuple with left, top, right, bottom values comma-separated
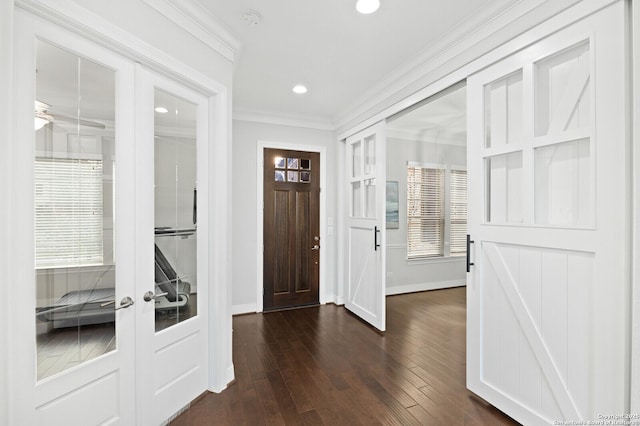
(242, 10, 262, 26)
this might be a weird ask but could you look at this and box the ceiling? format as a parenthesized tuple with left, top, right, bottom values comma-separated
(199, 0, 519, 125)
(387, 84, 466, 146)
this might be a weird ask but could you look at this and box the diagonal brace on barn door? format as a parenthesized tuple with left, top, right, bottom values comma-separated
(484, 242, 581, 421)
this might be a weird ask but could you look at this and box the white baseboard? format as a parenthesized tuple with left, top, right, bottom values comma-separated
(208, 364, 235, 394)
(224, 364, 235, 389)
(386, 280, 466, 296)
(232, 303, 257, 315)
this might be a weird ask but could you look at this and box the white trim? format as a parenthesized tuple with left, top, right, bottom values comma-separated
(386, 280, 466, 296)
(232, 303, 258, 315)
(256, 140, 327, 313)
(15, 0, 228, 97)
(631, 0, 640, 413)
(0, 1, 13, 424)
(386, 127, 466, 147)
(208, 85, 234, 393)
(337, 0, 617, 140)
(235, 108, 334, 131)
(142, 0, 240, 63)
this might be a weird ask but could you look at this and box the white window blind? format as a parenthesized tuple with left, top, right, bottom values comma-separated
(35, 158, 103, 268)
(407, 166, 444, 258)
(450, 169, 468, 256)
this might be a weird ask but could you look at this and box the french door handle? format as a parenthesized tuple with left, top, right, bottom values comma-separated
(101, 296, 134, 310)
(466, 234, 475, 273)
(374, 226, 381, 251)
(143, 291, 168, 302)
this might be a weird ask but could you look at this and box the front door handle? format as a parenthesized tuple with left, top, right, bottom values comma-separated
(143, 291, 168, 302)
(101, 296, 134, 310)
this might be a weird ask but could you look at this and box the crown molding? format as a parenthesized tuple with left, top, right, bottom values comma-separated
(386, 127, 466, 147)
(142, 0, 241, 63)
(334, 0, 580, 132)
(233, 107, 334, 131)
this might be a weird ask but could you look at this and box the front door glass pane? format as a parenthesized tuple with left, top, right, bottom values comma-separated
(154, 89, 198, 332)
(34, 41, 116, 379)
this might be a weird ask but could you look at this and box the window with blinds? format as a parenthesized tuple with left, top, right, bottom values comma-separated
(407, 166, 445, 258)
(34, 157, 104, 268)
(450, 169, 467, 256)
(406, 165, 467, 259)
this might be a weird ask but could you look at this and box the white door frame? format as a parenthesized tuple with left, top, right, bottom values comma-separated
(0, 1, 14, 423)
(255, 140, 327, 313)
(631, 0, 640, 413)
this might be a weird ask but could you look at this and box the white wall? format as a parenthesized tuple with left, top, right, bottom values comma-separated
(232, 119, 336, 313)
(385, 136, 466, 295)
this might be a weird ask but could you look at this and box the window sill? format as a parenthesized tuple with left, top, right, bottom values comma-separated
(406, 255, 465, 265)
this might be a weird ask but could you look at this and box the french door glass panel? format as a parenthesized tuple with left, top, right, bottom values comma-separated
(34, 40, 116, 380)
(154, 88, 197, 332)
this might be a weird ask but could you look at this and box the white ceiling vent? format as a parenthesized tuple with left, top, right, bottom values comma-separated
(242, 10, 262, 26)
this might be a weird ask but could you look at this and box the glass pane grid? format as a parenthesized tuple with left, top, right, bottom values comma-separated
(274, 156, 311, 183)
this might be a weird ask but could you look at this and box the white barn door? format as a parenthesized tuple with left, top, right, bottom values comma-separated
(467, 2, 629, 424)
(345, 122, 386, 332)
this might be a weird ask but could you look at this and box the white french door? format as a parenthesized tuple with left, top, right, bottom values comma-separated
(11, 10, 211, 425)
(345, 122, 386, 332)
(467, 1, 629, 424)
(135, 66, 210, 425)
(11, 10, 137, 425)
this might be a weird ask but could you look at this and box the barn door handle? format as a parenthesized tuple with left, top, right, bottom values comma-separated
(374, 226, 381, 251)
(466, 234, 474, 272)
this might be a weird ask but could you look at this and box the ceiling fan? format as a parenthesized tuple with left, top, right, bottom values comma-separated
(35, 100, 106, 130)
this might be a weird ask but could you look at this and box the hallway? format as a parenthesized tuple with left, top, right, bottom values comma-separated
(172, 287, 518, 425)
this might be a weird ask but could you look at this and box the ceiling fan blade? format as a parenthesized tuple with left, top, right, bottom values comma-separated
(49, 113, 106, 129)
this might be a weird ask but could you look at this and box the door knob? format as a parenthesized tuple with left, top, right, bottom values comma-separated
(101, 296, 134, 310)
(311, 245, 320, 250)
(143, 290, 168, 302)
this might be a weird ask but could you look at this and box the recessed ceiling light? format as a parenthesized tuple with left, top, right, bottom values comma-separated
(293, 85, 308, 94)
(356, 0, 380, 14)
(155, 107, 168, 114)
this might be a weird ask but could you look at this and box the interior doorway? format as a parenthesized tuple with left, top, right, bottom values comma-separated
(263, 148, 320, 310)
(384, 83, 467, 296)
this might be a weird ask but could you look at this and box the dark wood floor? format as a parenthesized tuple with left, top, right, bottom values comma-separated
(171, 287, 519, 425)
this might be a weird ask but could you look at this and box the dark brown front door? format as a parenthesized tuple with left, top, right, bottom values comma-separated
(263, 148, 320, 310)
